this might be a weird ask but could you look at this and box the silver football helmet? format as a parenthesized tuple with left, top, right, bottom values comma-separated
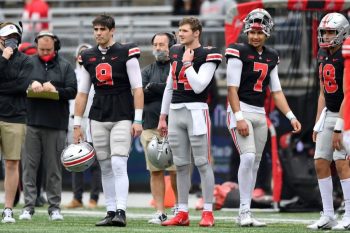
(147, 136, 173, 170)
(243, 8, 274, 37)
(61, 142, 96, 172)
(318, 13, 350, 48)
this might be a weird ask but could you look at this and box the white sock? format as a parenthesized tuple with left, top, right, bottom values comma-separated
(99, 159, 116, 212)
(318, 176, 334, 217)
(111, 156, 129, 211)
(340, 178, 350, 217)
(238, 152, 255, 212)
(249, 156, 261, 200)
(178, 203, 188, 212)
(203, 203, 213, 212)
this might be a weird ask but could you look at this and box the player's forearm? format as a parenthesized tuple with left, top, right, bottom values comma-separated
(74, 92, 88, 117)
(133, 87, 144, 108)
(272, 91, 291, 115)
(315, 91, 326, 122)
(227, 86, 240, 113)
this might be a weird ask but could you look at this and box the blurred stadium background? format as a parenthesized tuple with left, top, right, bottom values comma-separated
(1, 0, 350, 212)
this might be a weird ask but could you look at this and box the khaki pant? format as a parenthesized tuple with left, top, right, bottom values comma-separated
(0, 121, 26, 160)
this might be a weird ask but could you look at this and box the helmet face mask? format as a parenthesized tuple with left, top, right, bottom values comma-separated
(147, 136, 173, 170)
(243, 8, 274, 37)
(61, 142, 96, 172)
(318, 13, 350, 48)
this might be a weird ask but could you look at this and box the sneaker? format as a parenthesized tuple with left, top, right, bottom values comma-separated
(49, 209, 63, 221)
(111, 209, 126, 227)
(19, 209, 34, 220)
(88, 199, 97, 209)
(95, 211, 115, 227)
(1, 208, 15, 223)
(237, 210, 253, 227)
(162, 211, 189, 226)
(199, 211, 214, 227)
(148, 211, 167, 224)
(65, 199, 83, 209)
(307, 212, 337, 230)
(332, 216, 350, 230)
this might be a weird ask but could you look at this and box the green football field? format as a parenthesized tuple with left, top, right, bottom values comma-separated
(0, 207, 324, 233)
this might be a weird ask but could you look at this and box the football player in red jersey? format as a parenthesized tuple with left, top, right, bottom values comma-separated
(158, 16, 222, 227)
(225, 8, 301, 227)
(307, 13, 350, 230)
(73, 14, 143, 227)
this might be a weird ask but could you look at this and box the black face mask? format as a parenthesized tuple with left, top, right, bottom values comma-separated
(4, 38, 18, 49)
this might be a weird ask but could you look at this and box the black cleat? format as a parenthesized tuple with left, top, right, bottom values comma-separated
(95, 211, 115, 227)
(112, 209, 126, 227)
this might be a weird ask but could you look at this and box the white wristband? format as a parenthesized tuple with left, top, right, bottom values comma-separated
(134, 109, 143, 121)
(286, 111, 296, 121)
(234, 111, 244, 121)
(334, 118, 344, 131)
(73, 116, 82, 126)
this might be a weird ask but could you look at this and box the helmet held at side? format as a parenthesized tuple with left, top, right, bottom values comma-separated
(243, 8, 274, 37)
(61, 142, 96, 172)
(318, 12, 350, 48)
(147, 136, 173, 170)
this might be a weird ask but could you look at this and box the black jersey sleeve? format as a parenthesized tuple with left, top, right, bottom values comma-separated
(78, 47, 97, 69)
(204, 46, 222, 68)
(125, 42, 141, 60)
(225, 43, 242, 62)
(265, 47, 280, 65)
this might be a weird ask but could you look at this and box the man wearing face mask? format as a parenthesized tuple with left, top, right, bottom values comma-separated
(0, 22, 34, 224)
(19, 31, 77, 221)
(140, 32, 178, 225)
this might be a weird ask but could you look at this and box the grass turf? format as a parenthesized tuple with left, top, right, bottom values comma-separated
(0, 207, 322, 233)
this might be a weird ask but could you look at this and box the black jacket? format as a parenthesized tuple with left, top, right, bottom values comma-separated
(141, 60, 169, 129)
(26, 54, 77, 130)
(0, 49, 33, 123)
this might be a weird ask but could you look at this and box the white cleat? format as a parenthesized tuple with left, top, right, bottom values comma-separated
(332, 216, 350, 231)
(307, 213, 337, 230)
(237, 210, 253, 227)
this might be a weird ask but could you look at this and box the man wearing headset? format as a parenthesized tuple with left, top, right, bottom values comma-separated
(19, 31, 77, 221)
(141, 32, 178, 224)
(0, 22, 34, 224)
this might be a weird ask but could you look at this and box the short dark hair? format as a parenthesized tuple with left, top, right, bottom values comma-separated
(179, 17, 202, 37)
(92, 14, 115, 30)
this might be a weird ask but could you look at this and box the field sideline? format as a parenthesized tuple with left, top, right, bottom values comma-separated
(0, 207, 323, 233)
